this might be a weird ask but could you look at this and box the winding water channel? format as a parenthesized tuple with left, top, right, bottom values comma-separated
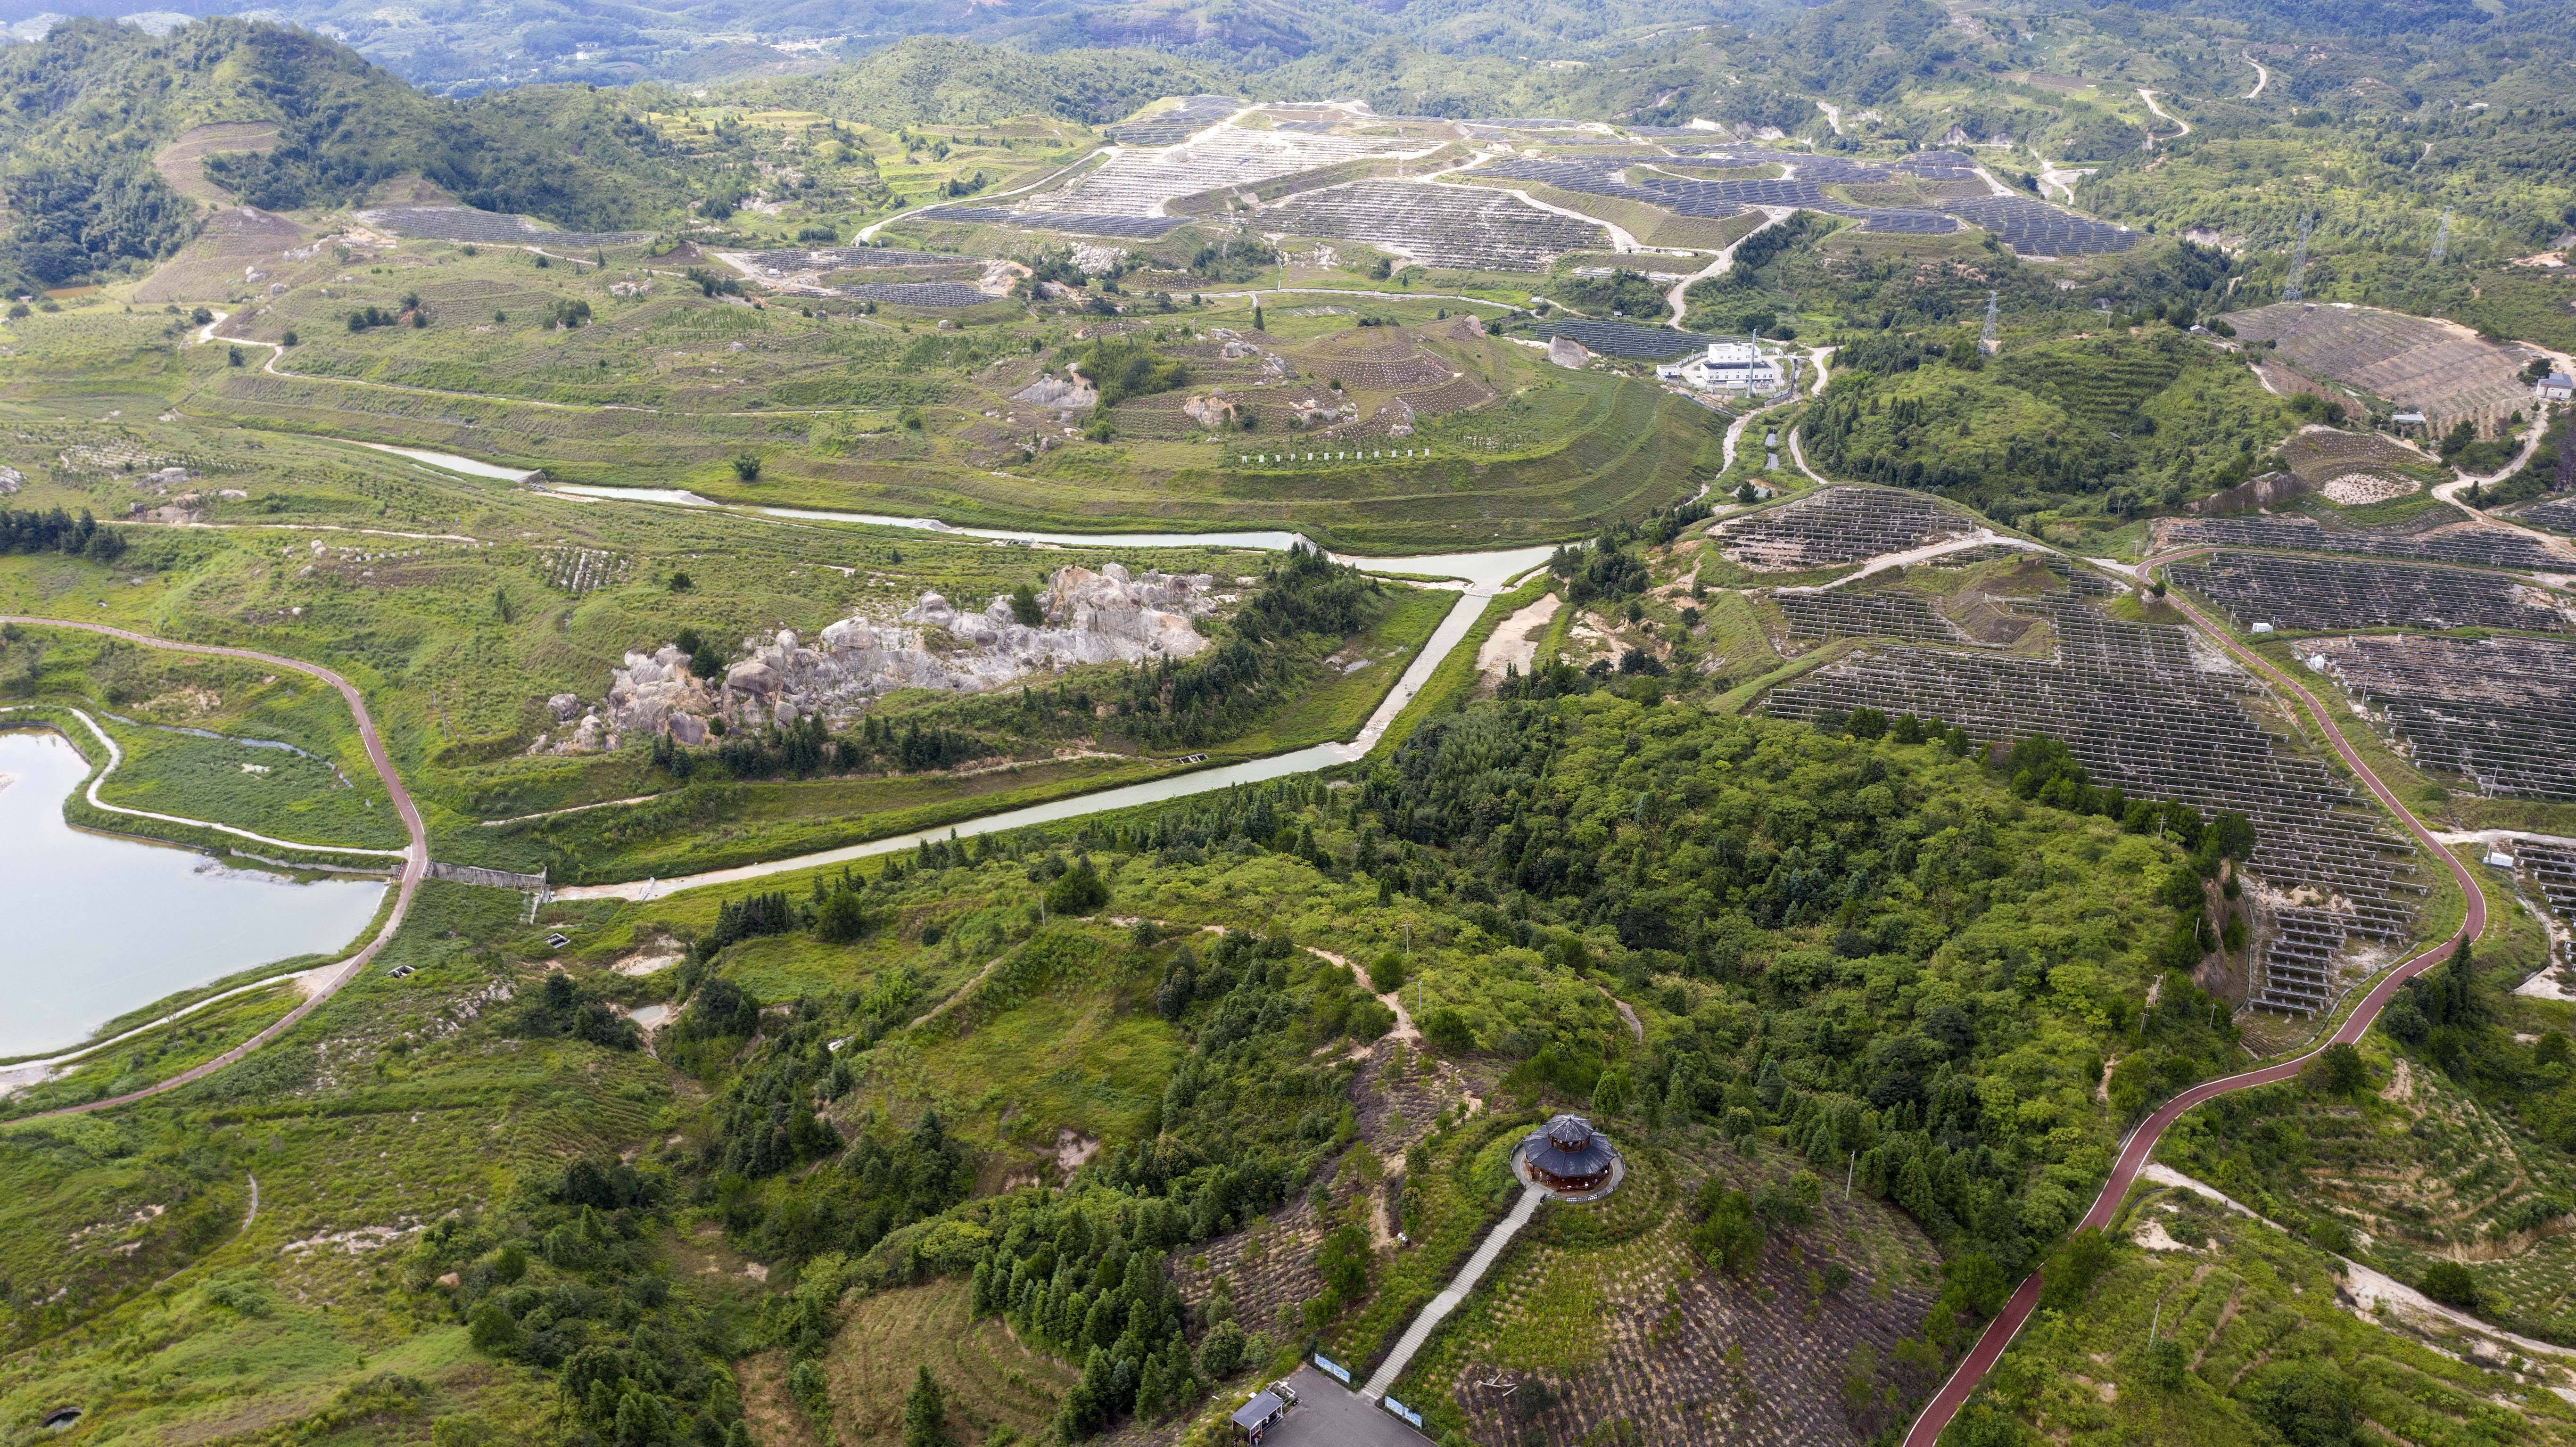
(342, 439, 1564, 900)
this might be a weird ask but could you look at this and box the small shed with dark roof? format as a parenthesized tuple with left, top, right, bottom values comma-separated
(1520, 1114, 1618, 1193)
(1231, 1389, 1286, 1440)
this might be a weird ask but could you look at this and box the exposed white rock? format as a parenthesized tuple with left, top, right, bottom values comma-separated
(539, 646, 715, 753)
(562, 566, 1222, 750)
(720, 564, 1217, 725)
(1015, 373, 1098, 410)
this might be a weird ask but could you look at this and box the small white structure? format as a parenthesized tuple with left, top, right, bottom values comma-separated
(2537, 372, 2574, 403)
(1678, 339, 1786, 393)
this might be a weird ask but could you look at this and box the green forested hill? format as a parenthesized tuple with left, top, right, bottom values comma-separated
(752, 36, 1237, 128)
(0, 19, 706, 290)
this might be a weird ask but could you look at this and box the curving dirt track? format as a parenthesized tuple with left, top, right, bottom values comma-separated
(1899, 558, 2488, 1445)
(0, 617, 426, 1119)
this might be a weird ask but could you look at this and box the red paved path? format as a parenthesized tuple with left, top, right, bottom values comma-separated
(2, 617, 427, 1118)
(1899, 557, 2489, 1445)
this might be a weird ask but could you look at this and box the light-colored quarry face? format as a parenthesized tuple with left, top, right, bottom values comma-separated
(553, 565, 1223, 754)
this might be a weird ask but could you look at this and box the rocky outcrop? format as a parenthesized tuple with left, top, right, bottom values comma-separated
(1183, 394, 1238, 428)
(1015, 373, 1098, 410)
(561, 565, 1223, 750)
(725, 563, 1216, 724)
(535, 646, 715, 754)
(1547, 335, 1591, 370)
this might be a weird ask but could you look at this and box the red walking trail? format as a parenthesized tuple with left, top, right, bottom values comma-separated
(1, 617, 428, 1119)
(1900, 555, 2489, 1445)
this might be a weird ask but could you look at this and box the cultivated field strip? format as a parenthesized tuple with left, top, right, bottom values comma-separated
(2154, 514, 2568, 571)
(2305, 634, 2576, 802)
(1517, 317, 1709, 361)
(1263, 180, 1605, 271)
(1764, 597, 2422, 1016)
(1713, 486, 1976, 569)
(355, 206, 648, 249)
(2169, 551, 2572, 633)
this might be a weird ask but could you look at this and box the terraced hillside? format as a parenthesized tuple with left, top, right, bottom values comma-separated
(2226, 303, 2543, 439)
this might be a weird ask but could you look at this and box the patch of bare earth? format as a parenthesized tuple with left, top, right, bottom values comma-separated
(735, 1350, 823, 1447)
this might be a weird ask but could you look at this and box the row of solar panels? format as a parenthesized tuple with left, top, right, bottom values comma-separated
(913, 206, 1189, 239)
(1106, 95, 1244, 146)
(1488, 159, 2129, 250)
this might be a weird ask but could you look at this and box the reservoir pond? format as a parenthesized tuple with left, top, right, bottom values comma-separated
(0, 729, 386, 1057)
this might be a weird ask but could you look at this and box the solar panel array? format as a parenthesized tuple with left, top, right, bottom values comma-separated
(1899, 150, 1979, 171)
(1626, 174, 1956, 232)
(1108, 95, 1244, 146)
(1638, 175, 1828, 207)
(2311, 635, 2576, 801)
(741, 247, 962, 271)
(1469, 154, 2120, 250)
(2526, 841, 2576, 954)
(1943, 196, 2138, 255)
(809, 247, 964, 269)
(1764, 595, 2423, 1015)
(1476, 158, 1717, 212)
(2153, 514, 2568, 571)
(2169, 551, 2570, 633)
(1053, 127, 1400, 216)
(1260, 180, 1604, 272)
(1796, 156, 1903, 184)
(914, 206, 1188, 238)
(1831, 207, 1960, 234)
(837, 281, 992, 308)
(1713, 486, 1977, 568)
(1518, 317, 1710, 361)
(2511, 496, 2576, 535)
(1776, 588, 1962, 643)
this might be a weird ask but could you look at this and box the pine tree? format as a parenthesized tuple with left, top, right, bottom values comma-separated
(901, 1365, 946, 1447)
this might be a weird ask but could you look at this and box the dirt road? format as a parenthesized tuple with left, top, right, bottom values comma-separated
(1899, 561, 2488, 1446)
(1, 617, 428, 1118)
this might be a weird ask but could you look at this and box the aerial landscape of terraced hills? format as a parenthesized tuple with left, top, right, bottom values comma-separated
(4, 2, 2576, 1444)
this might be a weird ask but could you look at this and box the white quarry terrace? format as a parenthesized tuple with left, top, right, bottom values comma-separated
(539, 565, 1230, 753)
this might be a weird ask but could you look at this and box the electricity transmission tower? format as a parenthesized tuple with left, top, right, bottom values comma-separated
(2283, 212, 2314, 301)
(2430, 207, 2452, 263)
(1980, 290, 1999, 353)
